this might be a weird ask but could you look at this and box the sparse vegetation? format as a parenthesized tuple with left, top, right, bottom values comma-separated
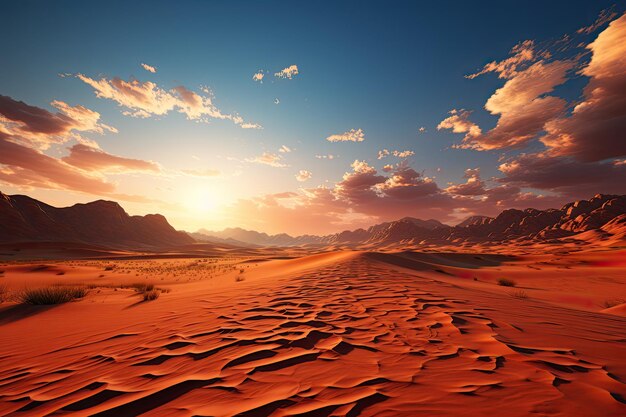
(19, 286, 87, 305)
(236, 275, 245, 282)
(603, 298, 626, 309)
(143, 289, 160, 301)
(497, 278, 517, 287)
(510, 290, 528, 299)
(0, 284, 7, 303)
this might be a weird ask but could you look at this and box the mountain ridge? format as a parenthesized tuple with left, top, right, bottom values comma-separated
(197, 194, 626, 247)
(0, 191, 194, 249)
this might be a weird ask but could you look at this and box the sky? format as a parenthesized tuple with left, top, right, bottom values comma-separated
(1, 1, 625, 235)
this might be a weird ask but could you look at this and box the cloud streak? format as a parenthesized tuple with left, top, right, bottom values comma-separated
(326, 128, 365, 143)
(76, 74, 261, 129)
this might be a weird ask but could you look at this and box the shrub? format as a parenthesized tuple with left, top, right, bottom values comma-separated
(19, 286, 87, 305)
(236, 275, 245, 282)
(143, 289, 160, 301)
(497, 278, 517, 287)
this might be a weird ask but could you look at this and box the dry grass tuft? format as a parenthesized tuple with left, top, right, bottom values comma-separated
(510, 290, 528, 299)
(497, 278, 517, 287)
(143, 289, 160, 301)
(19, 286, 87, 305)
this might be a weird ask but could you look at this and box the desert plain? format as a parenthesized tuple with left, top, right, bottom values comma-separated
(1, 245, 625, 416)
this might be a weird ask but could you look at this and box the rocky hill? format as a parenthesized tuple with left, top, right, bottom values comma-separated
(0, 191, 194, 249)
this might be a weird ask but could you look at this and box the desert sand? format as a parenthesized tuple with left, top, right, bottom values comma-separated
(1, 248, 626, 416)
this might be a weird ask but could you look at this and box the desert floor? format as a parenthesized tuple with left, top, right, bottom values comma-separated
(1, 248, 626, 416)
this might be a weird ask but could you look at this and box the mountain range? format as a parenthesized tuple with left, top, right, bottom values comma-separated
(198, 194, 626, 247)
(0, 191, 193, 249)
(2, 190, 625, 249)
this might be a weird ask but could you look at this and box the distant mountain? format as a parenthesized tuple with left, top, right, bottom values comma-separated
(0, 191, 194, 248)
(456, 215, 493, 228)
(196, 227, 323, 246)
(198, 194, 626, 247)
(4, 190, 624, 250)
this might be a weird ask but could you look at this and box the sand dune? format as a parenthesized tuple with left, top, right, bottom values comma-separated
(1, 250, 625, 416)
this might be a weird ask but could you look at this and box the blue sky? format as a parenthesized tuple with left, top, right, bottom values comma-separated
(1, 1, 624, 234)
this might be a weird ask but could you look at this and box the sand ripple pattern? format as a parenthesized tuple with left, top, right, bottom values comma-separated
(1, 257, 626, 416)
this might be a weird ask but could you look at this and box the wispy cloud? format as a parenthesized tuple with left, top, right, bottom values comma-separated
(295, 170, 312, 182)
(246, 152, 288, 168)
(141, 63, 157, 73)
(326, 128, 365, 143)
(252, 71, 264, 82)
(62, 144, 160, 173)
(275, 64, 299, 79)
(0, 95, 116, 149)
(75, 74, 261, 129)
(437, 109, 481, 141)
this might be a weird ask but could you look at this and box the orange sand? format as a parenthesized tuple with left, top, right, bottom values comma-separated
(0, 248, 625, 416)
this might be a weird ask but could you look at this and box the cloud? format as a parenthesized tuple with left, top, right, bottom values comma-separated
(274, 65, 299, 79)
(445, 168, 486, 196)
(315, 154, 336, 159)
(224, 157, 576, 235)
(437, 109, 481, 140)
(498, 152, 626, 197)
(76, 74, 260, 128)
(296, 170, 312, 182)
(466, 40, 536, 79)
(378, 149, 414, 159)
(278, 145, 291, 153)
(418, 127, 426, 133)
(326, 128, 365, 143)
(377, 149, 390, 159)
(252, 71, 265, 82)
(541, 13, 626, 162)
(382, 164, 394, 172)
(274, 98, 280, 105)
(0, 132, 115, 194)
(0, 95, 116, 148)
(442, 60, 573, 151)
(443, 12, 625, 158)
(61, 144, 160, 173)
(393, 150, 414, 158)
(141, 63, 157, 73)
(246, 152, 288, 168)
(577, 8, 617, 35)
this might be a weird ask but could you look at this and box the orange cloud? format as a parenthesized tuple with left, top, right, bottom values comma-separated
(295, 170, 312, 182)
(326, 128, 365, 142)
(76, 74, 261, 128)
(541, 13, 626, 162)
(0, 132, 115, 194)
(252, 71, 265, 82)
(274, 65, 299, 79)
(62, 144, 160, 173)
(246, 152, 288, 168)
(141, 63, 157, 73)
(466, 40, 536, 80)
(0, 95, 116, 149)
(445, 168, 486, 196)
(437, 109, 481, 140)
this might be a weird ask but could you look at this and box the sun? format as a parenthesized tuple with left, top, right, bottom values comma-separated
(184, 188, 218, 214)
